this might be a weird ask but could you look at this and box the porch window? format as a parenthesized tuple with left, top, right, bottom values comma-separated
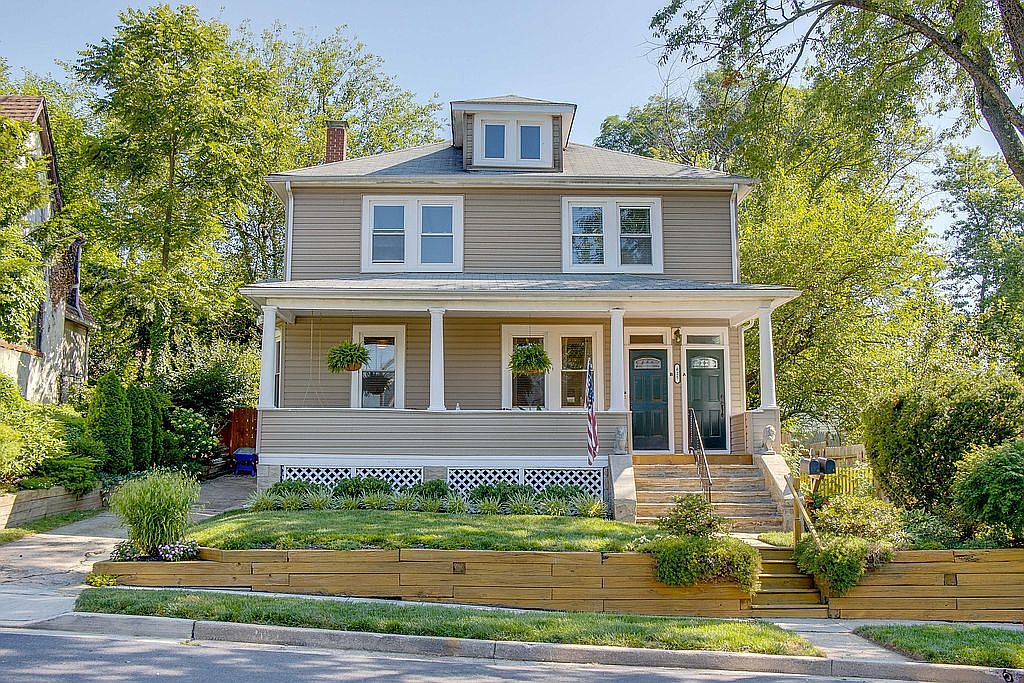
(560, 336, 593, 408)
(512, 336, 545, 408)
(362, 196, 464, 272)
(561, 197, 663, 273)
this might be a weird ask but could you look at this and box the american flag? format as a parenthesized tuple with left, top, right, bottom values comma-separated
(585, 358, 599, 465)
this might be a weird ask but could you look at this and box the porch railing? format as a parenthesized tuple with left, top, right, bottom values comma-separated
(687, 407, 713, 503)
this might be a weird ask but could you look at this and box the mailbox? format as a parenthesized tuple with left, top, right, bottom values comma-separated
(799, 457, 836, 476)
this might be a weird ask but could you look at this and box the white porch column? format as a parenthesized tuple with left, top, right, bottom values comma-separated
(758, 305, 778, 409)
(258, 305, 277, 408)
(609, 308, 626, 412)
(427, 307, 446, 411)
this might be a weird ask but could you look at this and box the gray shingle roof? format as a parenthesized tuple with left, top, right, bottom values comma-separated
(243, 273, 791, 294)
(270, 142, 748, 183)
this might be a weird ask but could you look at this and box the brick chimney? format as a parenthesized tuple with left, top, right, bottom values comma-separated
(326, 120, 348, 163)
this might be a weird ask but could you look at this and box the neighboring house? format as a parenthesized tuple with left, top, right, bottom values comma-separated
(0, 96, 96, 403)
(242, 96, 798, 523)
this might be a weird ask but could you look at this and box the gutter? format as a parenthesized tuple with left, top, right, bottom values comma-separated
(730, 183, 740, 283)
(264, 174, 756, 192)
(283, 181, 294, 281)
(238, 285, 802, 301)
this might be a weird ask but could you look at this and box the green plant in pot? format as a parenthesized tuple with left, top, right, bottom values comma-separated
(327, 341, 371, 373)
(508, 343, 552, 376)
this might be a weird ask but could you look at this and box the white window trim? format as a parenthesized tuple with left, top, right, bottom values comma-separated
(361, 195, 464, 273)
(500, 324, 604, 411)
(679, 325, 731, 453)
(625, 326, 675, 454)
(473, 115, 552, 168)
(350, 324, 406, 409)
(561, 197, 663, 274)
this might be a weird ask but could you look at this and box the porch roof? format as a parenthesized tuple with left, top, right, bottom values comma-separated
(241, 273, 799, 325)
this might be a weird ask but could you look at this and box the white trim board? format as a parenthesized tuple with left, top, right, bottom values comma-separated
(350, 324, 406, 409)
(260, 454, 609, 468)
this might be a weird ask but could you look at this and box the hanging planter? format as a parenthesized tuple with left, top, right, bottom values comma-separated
(508, 343, 552, 376)
(326, 341, 371, 373)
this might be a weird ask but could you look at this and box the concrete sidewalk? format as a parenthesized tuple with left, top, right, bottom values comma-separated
(0, 475, 253, 625)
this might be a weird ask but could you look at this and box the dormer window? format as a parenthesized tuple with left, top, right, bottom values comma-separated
(473, 116, 552, 167)
(561, 197, 664, 273)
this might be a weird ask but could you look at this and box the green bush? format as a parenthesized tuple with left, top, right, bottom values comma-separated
(419, 496, 443, 513)
(863, 373, 1024, 510)
(29, 451, 100, 495)
(644, 535, 761, 593)
(407, 480, 452, 499)
(468, 483, 535, 503)
(794, 535, 894, 595)
(164, 341, 259, 426)
(541, 484, 585, 500)
(899, 508, 964, 550)
(953, 439, 1024, 544)
(0, 374, 20, 410)
(109, 470, 200, 556)
(813, 495, 902, 544)
(656, 494, 729, 538)
(333, 476, 393, 497)
(268, 480, 318, 496)
(507, 491, 537, 515)
(127, 384, 153, 471)
(477, 496, 503, 515)
(1, 385, 82, 486)
(165, 407, 220, 470)
(86, 372, 133, 474)
(443, 495, 469, 514)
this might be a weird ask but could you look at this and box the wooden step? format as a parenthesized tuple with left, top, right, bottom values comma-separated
(758, 574, 815, 590)
(757, 547, 795, 561)
(759, 559, 799, 574)
(749, 605, 829, 618)
(752, 589, 822, 605)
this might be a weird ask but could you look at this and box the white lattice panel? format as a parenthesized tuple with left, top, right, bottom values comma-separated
(447, 468, 520, 496)
(353, 467, 423, 491)
(280, 466, 353, 489)
(524, 468, 603, 498)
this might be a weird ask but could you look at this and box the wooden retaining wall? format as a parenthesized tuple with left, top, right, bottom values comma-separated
(1, 486, 102, 528)
(93, 548, 753, 617)
(828, 549, 1024, 622)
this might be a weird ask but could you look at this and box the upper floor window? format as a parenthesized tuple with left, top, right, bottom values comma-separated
(361, 195, 464, 272)
(473, 116, 552, 167)
(561, 197, 663, 273)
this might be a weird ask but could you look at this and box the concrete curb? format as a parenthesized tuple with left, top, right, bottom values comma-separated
(22, 612, 1024, 683)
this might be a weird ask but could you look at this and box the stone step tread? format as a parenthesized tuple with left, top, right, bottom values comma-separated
(635, 501, 779, 510)
(635, 491, 776, 500)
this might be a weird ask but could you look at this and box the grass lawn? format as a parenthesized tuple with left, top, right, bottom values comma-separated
(0, 509, 103, 546)
(190, 509, 651, 552)
(757, 532, 793, 547)
(76, 587, 822, 656)
(856, 624, 1024, 668)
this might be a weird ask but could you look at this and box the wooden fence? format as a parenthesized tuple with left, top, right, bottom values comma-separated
(217, 408, 257, 454)
(807, 443, 866, 465)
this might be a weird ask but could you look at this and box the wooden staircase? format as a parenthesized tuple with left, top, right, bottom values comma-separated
(750, 546, 828, 617)
(633, 454, 785, 532)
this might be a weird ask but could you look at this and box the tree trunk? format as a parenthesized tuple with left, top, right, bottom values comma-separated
(998, 0, 1024, 80)
(973, 50, 1024, 187)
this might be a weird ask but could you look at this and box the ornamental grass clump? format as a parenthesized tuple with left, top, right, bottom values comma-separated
(540, 496, 569, 516)
(361, 491, 391, 510)
(507, 491, 537, 515)
(334, 494, 361, 510)
(477, 496, 503, 515)
(279, 493, 305, 511)
(109, 470, 200, 556)
(443, 495, 469, 515)
(392, 492, 419, 511)
(571, 493, 607, 518)
(418, 496, 443, 513)
(304, 490, 334, 511)
(245, 490, 281, 512)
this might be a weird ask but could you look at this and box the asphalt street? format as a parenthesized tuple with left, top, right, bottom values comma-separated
(0, 629, 892, 682)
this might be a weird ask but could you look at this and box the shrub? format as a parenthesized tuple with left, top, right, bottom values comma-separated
(571, 493, 608, 518)
(84, 572, 117, 587)
(900, 508, 963, 550)
(279, 493, 304, 511)
(148, 389, 167, 465)
(954, 439, 1024, 544)
(305, 490, 333, 511)
(656, 494, 729, 538)
(814, 495, 902, 544)
(245, 490, 281, 512)
(794, 535, 894, 595)
(164, 341, 259, 426)
(156, 538, 200, 561)
(333, 476, 393, 497)
(126, 384, 153, 471)
(443, 495, 469, 514)
(28, 451, 99, 495)
(477, 496, 503, 515)
(407, 480, 452, 499)
(392, 492, 418, 510)
(165, 408, 220, 470)
(86, 373, 132, 474)
(360, 491, 391, 510)
(863, 373, 1024, 510)
(541, 484, 585, 500)
(109, 470, 200, 556)
(1, 388, 81, 485)
(468, 482, 535, 503)
(644, 535, 761, 593)
(268, 480, 317, 496)
(335, 494, 361, 510)
(540, 496, 569, 516)
(418, 496, 443, 513)
(507, 491, 537, 515)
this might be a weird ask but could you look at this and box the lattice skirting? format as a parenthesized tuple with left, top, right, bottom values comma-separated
(448, 467, 604, 498)
(281, 466, 423, 491)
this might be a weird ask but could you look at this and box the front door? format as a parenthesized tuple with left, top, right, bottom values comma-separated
(629, 349, 670, 451)
(686, 349, 727, 450)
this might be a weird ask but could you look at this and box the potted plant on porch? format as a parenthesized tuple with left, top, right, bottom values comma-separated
(508, 343, 552, 376)
(326, 341, 371, 373)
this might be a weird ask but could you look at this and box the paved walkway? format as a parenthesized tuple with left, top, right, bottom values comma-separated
(0, 475, 254, 625)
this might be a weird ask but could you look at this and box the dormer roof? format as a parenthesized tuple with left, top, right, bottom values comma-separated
(450, 94, 576, 148)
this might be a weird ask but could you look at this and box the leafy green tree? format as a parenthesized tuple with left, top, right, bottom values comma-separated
(935, 148, 1024, 372)
(85, 372, 132, 474)
(597, 75, 947, 437)
(126, 384, 153, 470)
(148, 388, 167, 466)
(650, 0, 1024, 188)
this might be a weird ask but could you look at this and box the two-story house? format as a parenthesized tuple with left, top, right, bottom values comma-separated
(242, 96, 798, 526)
(0, 95, 96, 403)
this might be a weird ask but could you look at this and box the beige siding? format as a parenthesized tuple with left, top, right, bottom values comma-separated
(260, 409, 628, 458)
(288, 188, 734, 282)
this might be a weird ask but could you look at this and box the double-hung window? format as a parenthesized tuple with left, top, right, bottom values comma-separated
(362, 196, 464, 272)
(473, 116, 552, 167)
(561, 197, 663, 273)
(501, 325, 603, 410)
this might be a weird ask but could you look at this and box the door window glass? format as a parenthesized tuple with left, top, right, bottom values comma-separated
(560, 336, 593, 408)
(360, 336, 396, 408)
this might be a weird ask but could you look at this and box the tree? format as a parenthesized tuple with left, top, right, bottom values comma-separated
(148, 388, 166, 466)
(85, 372, 132, 474)
(126, 383, 153, 470)
(935, 148, 1024, 372)
(597, 74, 947, 437)
(650, 0, 1024, 188)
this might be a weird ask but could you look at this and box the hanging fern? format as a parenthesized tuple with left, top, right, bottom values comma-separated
(509, 343, 552, 376)
(326, 342, 370, 373)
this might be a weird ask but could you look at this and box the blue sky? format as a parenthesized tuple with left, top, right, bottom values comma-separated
(0, 0, 669, 144)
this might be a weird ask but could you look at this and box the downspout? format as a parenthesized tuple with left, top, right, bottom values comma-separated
(284, 180, 294, 281)
(730, 183, 740, 283)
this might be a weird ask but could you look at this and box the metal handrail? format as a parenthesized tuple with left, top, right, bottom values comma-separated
(687, 408, 713, 503)
(786, 473, 823, 550)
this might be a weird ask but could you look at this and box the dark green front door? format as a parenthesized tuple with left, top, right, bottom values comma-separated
(686, 348, 727, 450)
(629, 349, 670, 451)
